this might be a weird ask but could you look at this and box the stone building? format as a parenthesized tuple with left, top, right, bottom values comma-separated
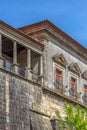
(0, 20, 87, 130)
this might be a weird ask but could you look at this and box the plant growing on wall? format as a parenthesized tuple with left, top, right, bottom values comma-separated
(55, 103, 87, 130)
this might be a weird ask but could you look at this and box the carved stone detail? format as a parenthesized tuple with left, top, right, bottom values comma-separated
(53, 53, 67, 66)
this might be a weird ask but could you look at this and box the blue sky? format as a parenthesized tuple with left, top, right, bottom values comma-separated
(0, 0, 87, 48)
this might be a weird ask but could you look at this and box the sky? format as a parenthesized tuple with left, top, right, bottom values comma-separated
(0, 0, 87, 48)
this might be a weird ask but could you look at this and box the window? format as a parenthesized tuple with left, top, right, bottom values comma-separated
(84, 85, 87, 96)
(55, 69, 63, 92)
(71, 77, 77, 90)
(70, 77, 77, 98)
(83, 84, 87, 104)
(53, 53, 67, 93)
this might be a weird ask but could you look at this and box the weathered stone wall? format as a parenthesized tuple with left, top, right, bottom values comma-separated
(0, 72, 6, 130)
(0, 69, 85, 130)
(9, 77, 30, 130)
(40, 91, 65, 117)
(0, 70, 45, 130)
(43, 39, 87, 102)
(0, 37, 87, 130)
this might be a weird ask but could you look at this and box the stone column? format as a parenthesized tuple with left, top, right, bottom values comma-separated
(40, 55, 43, 85)
(0, 33, 4, 68)
(12, 41, 19, 74)
(13, 41, 17, 64)
(27, 49, 31, 69)
(26, 49, 31, 79)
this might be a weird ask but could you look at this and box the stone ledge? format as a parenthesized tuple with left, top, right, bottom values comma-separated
(0, 67, 41, 87)
(42, 87, 85, 107)
(30, 108, 50, 118)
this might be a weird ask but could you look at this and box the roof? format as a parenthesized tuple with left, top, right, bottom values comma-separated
(18, 20, 87, 53)
(0, 20, 44, 48)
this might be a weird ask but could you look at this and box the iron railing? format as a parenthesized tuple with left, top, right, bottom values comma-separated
(82, 94, 87, 105)
(54, 81, 63, 93)
(69, 87, 81, 100)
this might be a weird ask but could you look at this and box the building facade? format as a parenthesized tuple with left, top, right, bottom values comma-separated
(0, 20, 87, 130)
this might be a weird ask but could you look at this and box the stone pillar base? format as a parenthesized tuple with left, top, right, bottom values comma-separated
(44, 78, 48, 87)
(11, 64, 19, 75)
(25, 67, 32, 80)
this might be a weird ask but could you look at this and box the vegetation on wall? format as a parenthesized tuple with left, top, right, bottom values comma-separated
(55, 103, 87, 130)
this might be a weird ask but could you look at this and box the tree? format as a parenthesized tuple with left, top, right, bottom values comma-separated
(55, 103, 87, 130)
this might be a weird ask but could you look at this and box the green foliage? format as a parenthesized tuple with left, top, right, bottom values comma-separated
(55, 103, 87, 130)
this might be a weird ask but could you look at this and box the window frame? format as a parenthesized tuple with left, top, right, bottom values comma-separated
(54, 63, 65, 93)
(69, 72, 79, 99)
(84, 84, 87, 96)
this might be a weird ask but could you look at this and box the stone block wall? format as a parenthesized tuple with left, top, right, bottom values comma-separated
(0, 69, 85, 130)
(0, 72, 6, 130)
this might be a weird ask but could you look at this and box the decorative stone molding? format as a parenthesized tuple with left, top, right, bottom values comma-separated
(82, 70, 87, 80)
(68, 63, 81, 75)
(53, 53, 68, 67)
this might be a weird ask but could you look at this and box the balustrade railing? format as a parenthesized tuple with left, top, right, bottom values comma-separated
(31, 71, 41, 84)
(54, 82, 81, 101)
(18, 67, 26, 77)
(1, 60, 42, 83)
(69, 87, 81, 100)
(3, 60, 12, 72)
(3, 60, 26, 78)
(54, 81, 63, 93)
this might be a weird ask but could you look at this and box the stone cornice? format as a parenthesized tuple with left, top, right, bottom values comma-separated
(18, 20, 87, 54)
(0, 20, 44, 53)
(35, 29, 87, 64)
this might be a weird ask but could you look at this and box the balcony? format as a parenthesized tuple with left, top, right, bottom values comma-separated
(2, 60, 42, 83)
(0, 35, 42, 84)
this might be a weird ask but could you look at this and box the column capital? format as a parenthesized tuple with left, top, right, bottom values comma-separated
(12, 39, 17, 43)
